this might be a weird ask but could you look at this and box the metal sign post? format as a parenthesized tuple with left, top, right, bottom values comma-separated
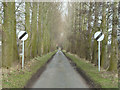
(94, 31, 104, 71)
(98, 41, 100, 71)
(18, 31, 28, 69)
(22, 40, 24, 69)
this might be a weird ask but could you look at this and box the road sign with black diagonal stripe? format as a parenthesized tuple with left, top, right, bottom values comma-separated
(94, 31, 104, 42)
(18, 31, 28, 69)
(18, 31, 28, 41)
(94, 31, 104, 71)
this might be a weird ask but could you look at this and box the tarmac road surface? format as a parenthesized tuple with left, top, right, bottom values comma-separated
(31, 51, 89, 88)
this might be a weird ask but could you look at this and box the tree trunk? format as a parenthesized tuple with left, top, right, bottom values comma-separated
(2, 2, 18, 68)
(31, 2, 38, 58)
(101, 2, 108, 68)
(86, 2, 92, 61)
(37, 3, 42, 56)
(108, 2, 118, 71)
(91, 2, 99, 65)
(118, 1, 120, 88)
(25, 2, 31, 60)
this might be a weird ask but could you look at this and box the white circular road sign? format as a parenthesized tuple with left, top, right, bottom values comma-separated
(94, 31, 104, 42)
(18, 31, 28, 41)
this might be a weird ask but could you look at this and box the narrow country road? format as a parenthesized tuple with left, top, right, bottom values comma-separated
(31, 51, 89, 88)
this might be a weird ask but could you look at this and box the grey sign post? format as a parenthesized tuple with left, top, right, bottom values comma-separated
(18, 31, 28, 69)
(94, 31, 104, 71)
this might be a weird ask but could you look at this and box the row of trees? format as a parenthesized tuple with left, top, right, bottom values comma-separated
(64, 2, 119, 71)
(1, 1, 119, 72)
(2, 2, 62, 68)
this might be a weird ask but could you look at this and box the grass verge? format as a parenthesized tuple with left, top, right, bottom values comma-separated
(2, 51, 56, 88)
(64, 52, 118, 88)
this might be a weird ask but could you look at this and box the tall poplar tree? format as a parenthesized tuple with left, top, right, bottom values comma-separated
(2, 2, 18, 68)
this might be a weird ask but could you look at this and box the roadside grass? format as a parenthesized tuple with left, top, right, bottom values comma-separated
(2, 50, 56, 88)
(0, 69, 1, 89)
(64, 52, 118, 88)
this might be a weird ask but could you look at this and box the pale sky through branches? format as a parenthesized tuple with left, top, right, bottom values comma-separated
(61, 2, 68, 21)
